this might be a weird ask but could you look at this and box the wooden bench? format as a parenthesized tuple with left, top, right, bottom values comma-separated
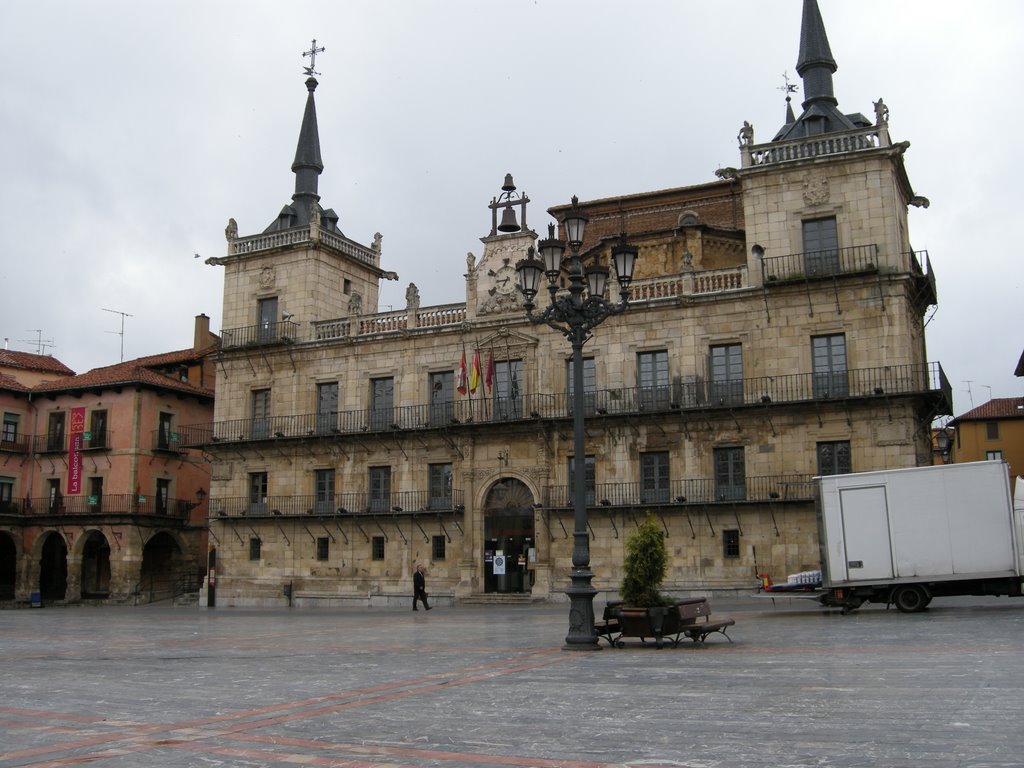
(595, 600, 623, 646)
(676, 599, 735, 644)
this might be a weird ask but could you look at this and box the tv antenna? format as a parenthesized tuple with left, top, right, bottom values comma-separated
(962, 380, 974, 409)
(102, 308, 133, 362)
(17, 329, 55, 355)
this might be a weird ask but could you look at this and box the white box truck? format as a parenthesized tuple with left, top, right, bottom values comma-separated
(816, 461, 1024, 613)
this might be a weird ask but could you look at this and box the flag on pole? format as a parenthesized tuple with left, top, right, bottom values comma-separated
(470, 349, 482, 394)
(457, 351, 468, 395)
(485, 349, 495, 393)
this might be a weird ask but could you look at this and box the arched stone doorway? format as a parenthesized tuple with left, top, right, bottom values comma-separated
(482, 478, 535, 594)
(0, 531, 17, 599)
(139, 531, 184, 603)
(39, 532, 68, 601)
(80, 531, 111, 598)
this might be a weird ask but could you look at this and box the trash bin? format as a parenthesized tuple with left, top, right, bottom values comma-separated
(30, 591, 42, 608)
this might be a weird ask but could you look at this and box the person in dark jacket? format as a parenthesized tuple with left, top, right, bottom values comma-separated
(413, 564, 431, 611)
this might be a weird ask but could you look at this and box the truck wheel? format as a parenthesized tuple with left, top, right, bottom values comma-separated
(892, 585, 928, 613)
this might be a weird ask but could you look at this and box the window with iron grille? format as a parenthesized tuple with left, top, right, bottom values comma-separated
(316, 536, 329, 561)
(817, 441, 852, 476)
(249, 537, 262, 560)
(372, 535, 385, 560)
(432, 535, 446, 560)
(2, 413, 18, 445)
(723, 529, 740, 558)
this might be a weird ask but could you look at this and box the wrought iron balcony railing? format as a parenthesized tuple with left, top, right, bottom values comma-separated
(32, 431, 113, 453)
(151, 429, 187, 453)
(180, 362, 949, 448)
(0, 434, 30, 453)
(542, 474, 816, 509)
(761, 244, 879, 283)
(221, 320, 301, 350)
(9, 494, 195, 518)
(208, 489, 465, 519)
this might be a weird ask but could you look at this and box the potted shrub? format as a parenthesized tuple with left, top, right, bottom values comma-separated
(618, 512, 678, 646)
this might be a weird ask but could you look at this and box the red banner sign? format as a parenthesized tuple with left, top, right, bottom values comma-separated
(67, 407, 86, 495)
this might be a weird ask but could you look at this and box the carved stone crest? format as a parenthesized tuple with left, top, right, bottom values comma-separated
(802, 172, 830, 206)
(258, 266, 276, 288)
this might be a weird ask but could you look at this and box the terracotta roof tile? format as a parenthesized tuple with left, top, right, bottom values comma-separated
(0, 372, 30, 392)
(0, 350, 75, 376)
(31, 359, 213, 399)
(951, 397, 1024, 424)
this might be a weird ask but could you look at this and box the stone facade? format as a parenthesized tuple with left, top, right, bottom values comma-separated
(194, 5, 950, 608)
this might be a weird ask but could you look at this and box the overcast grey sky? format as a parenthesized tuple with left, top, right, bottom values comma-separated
(1, 1, 1020, 416)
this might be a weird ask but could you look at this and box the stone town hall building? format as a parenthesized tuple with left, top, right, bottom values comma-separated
(190, 1, 949, 607)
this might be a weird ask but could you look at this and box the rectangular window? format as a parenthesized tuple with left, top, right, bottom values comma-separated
(493, 360, 523, 420)
(0, 477, 13, 511)
(88, 476, 103, 512)
(428, 463, 452, 509)
(316, 382, 339, 434)
(432, 534, 447, 560)
(157, 411, 174, 450)
(316, 536, 330, 561)
(47, 478, 61, 511)
(370, 377, 394, 430)
(251, 389, 271, 439)
(156, 478, 171, 515)
(343, 278, 352, 295)
(709, 344, 744, 405)
(637, 350, 670, 410)
(249, 472, 268, 515)
(257, 297, 278, 342)
(714, 447, 746, 501)
(985, 421, 999, 440)
(369, 466, 391, 512)
(47, 412, 66, 452)
(811, 334, 848, 398)
(986, 450, 1004, 462)
(723, 529, 741, 558)
(314, 469, 335, 514)
(802, 217, 839, 276)
(2, 412, 19, 445)
(567, 356, 596, 416)
(429, 371, 454, 426)
(817, 441, 852, 476)
(88, 410, 108, 449)
(249, 537, 262, 560)
(568, 455, 596, 506)
(372, 535, 385, 560)
(640, 451, 670, 504)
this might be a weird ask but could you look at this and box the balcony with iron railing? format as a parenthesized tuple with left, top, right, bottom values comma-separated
(0, 434, 31, 453)
(761, 244, 880, 284)
(209, 489, 465, 519)
(6, 493, 196, 518)
(221, 320, 301, 350)
(542, 475, 817, 509)
(32, 430, 113, 453)
(179, 361, 950, 448)
(151, 429, 188, 454)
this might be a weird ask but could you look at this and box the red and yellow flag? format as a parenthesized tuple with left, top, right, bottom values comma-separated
(456, 351, 468, 395)
(469, 349, 482, 394)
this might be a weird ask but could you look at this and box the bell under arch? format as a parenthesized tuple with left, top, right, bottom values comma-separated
(482, 477, 536, 594)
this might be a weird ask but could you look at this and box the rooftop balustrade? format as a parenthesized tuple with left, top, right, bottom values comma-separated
(179, 361, 950, 448)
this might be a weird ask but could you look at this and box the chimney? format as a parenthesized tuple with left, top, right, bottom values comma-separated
(194, 314, 211, 351)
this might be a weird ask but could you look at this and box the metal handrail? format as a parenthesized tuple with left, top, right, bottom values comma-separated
(543, 474, 816, 508)
(208, 489, 465, 519)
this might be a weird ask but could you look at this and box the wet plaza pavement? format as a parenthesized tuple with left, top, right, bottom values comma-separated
(1, 595, 1023, 768)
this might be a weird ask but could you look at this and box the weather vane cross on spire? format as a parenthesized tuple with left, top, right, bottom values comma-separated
(778, 71, 799, 98)
(302, 39, 325, 76)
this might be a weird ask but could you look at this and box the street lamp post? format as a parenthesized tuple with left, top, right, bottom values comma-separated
(516, 196, 638, 650)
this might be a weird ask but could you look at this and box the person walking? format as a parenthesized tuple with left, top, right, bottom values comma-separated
(413, 564, 431, 611)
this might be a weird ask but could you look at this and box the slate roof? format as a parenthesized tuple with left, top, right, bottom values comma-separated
(950, 398, 1024, 424)
(0, 350, 75, 376)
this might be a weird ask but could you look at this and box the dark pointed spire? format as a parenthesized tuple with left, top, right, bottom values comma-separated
(290, 77, 324, 224)
(796, 0, 837, 110)
(773, 0, 870, 141)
